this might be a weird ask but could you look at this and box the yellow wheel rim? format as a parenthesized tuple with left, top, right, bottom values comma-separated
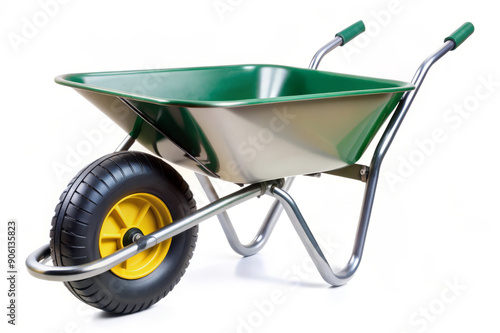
(99, 193, 172, 280)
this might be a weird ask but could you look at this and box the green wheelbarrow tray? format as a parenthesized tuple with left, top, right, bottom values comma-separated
(56, 65, 414, 183)
(26, 21, 474, 315)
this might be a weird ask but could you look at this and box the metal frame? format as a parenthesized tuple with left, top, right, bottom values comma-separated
(26, 36, 456, 286)
(323, 164, 369, 182)
(118, 97, 220, 179)
(115, 135, 135, 152)
(27, 180, 282, 281)
(196, 174, 294, 257)
(309, 36, 344, 70)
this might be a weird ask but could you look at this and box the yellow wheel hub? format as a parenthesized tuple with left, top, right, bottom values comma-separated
(99, 193, 172, 279)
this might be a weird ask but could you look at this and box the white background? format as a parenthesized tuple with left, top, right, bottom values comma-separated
(1, 0, 499, 332)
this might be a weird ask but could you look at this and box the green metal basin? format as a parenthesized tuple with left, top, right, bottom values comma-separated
(56, 64, 414, 183)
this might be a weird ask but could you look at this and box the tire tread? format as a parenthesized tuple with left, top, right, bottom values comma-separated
(49, 151, 197, 314)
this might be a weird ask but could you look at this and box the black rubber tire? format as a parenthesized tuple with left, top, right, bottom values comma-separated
(49, 151, 198, 314)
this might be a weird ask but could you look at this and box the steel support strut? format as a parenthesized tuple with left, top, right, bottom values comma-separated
(197, 175, 294, 257)
(26, 180, 281, 281)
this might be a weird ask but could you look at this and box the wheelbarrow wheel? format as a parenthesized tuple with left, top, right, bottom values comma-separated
(49, 151, 198, 314)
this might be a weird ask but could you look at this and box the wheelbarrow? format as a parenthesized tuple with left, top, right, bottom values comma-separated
(26, 21, 474, 314)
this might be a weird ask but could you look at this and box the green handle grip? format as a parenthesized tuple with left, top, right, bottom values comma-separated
(444, 22, 474, 50)
(336, 20, 365, 46)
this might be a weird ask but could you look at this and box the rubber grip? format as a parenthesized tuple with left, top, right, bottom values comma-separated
(336, 20, 365, 46)
(444, 22, 474, 50)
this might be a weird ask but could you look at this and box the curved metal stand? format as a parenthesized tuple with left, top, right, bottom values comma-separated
(267, 177, 374, 286)
(196, 174, 294, 257)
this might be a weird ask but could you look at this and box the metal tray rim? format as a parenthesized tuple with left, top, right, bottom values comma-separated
(55, 64, 415, 108)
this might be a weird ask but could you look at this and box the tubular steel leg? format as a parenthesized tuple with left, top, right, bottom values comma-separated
(196, 174, 294, 257)
(268, 170, 379, 286)
(115, 135, 135, 152)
